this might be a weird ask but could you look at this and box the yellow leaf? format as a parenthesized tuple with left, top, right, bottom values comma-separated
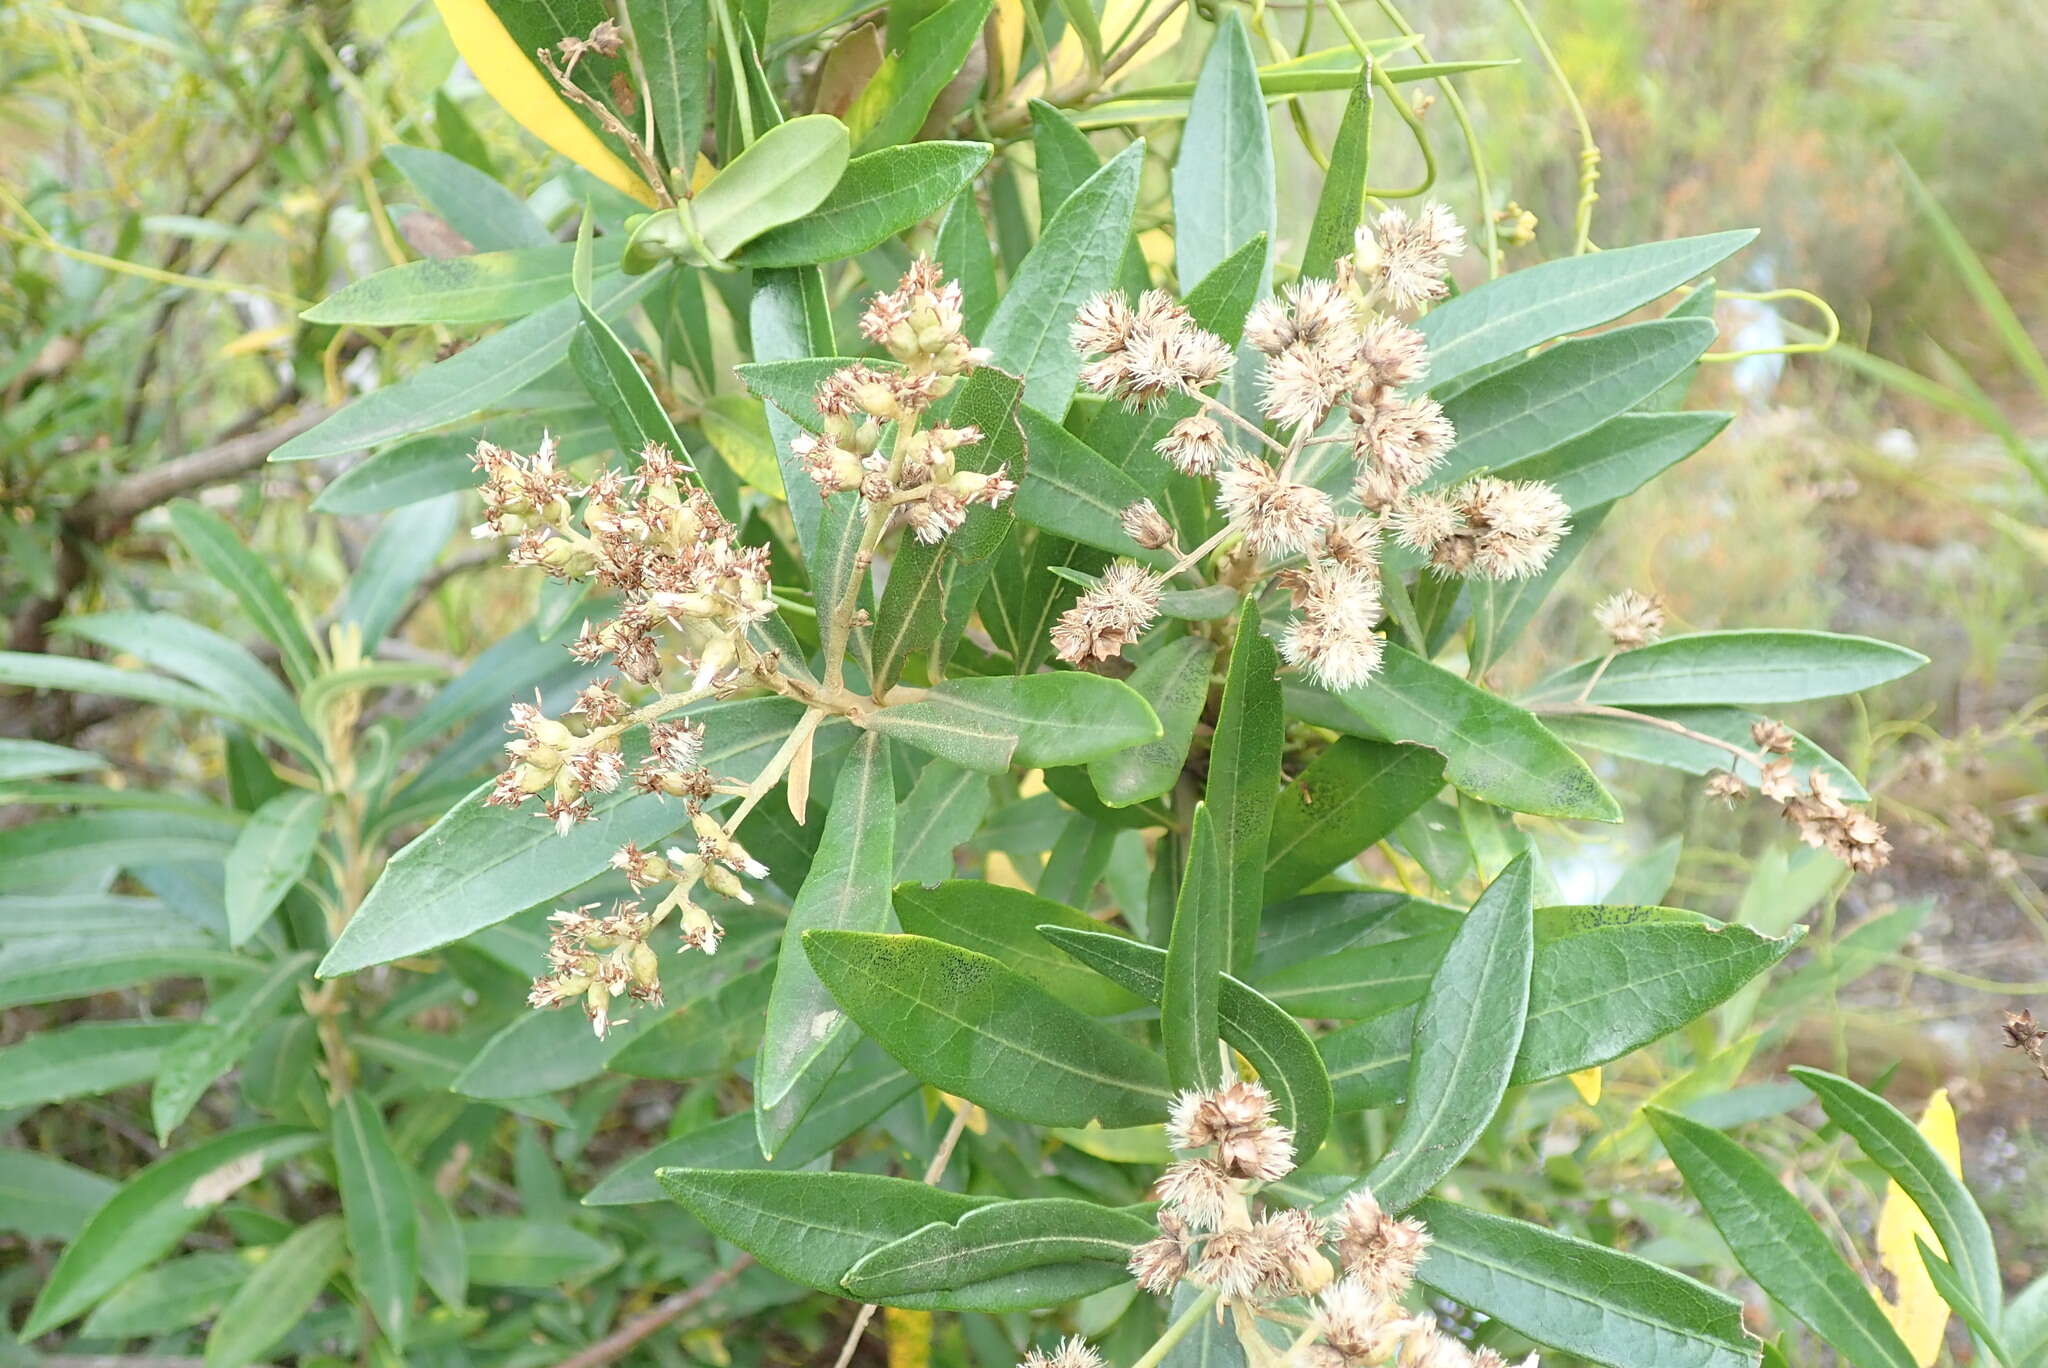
(1568, 1066, 1603, 1106)
(430, 0, 655, 205)
(699, 395, 786, 497)
(1870, 1089, 1960, 1367)
(884, 1307, 933, 1368)
(987, 0, 1027, 98)
(938, 1093, 990, 1135)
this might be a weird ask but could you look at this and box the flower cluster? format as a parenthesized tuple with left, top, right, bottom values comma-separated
(1699, 720, 1891, 871)
(526, 901, 660, 1038)
(790, 260, 1015, 545)
(1056, 204, 1569, 693)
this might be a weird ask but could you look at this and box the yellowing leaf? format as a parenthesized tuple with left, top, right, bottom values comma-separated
(987, 0, 1027, 97)
(1568, 1066, 1603, 1106)
(1016, 0, 1185, 102)
(1871, 1089, 1959, 1366)
(698, 395, 786, 497)
(430, 0, 655, 205)
(884, 1307, 933, 1368)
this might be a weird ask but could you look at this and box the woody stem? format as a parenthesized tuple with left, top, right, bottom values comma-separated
(1195, 391, 1292, 458)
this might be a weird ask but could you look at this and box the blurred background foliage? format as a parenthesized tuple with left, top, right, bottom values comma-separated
(3, 0, 2045, 1356)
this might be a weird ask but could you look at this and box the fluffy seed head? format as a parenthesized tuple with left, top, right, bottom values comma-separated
(1192, 1228, 1283, 1302)
(1049, 560, 1164, 665)
(1155, 413, 1234, 477)
(1594, 588, 1666, 650)
(1157, 1157, 1235, 1231)
(1018, 1335, 1106, 1368)
(1280, 560, 1384, 691)
(1121, 498, 1177, 551)
(1216, 458, 1336, 559)
(1334, 1189, 1432, 1299)
(1355, 202, 1466, 312)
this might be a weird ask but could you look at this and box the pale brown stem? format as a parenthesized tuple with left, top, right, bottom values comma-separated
(548, 1257, 753, 1368)
(1526, 700, 1768, 770)
(537, 48, 677, 207)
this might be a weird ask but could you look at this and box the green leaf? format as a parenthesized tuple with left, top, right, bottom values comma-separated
(1356, 854, 1534, 1212)
(461, 1218, 619, 1287)
(321, 697, 814, 975)
(626, 0, 708, 188)
(312, 414, 613, 515)
(1300, 66, 1371, 279)
(0, 891, 245, 1006)
(408, 1167, 467, 1309)
(845, 0, 994, 152)
(224, 790, 325, 946)
(1418, 230, 1757, 390)
(0, 1019, 186, 1109)
(1413, 1197, 1759, 1368)
(1208, 601, 1284, 974)
(304, 241, 625, 324)
(0, 737, 102, 782)
(332, 1092, 418, 1348)
(271, 270, 663, 463)
(1256, 928, 1452, 1020)
(164, 501, 321, 688)
(1164, 805, 1225, 1090)
(1792, 1067, 2003, 1319)
(893, 762, 992, 882)
(1039, 925, 1333, 1160)
(863, 672, 1161, 773)
(733, 141, 993, 267)
(151, 953, 313, 1142)
(55, 612, 317, 753)
(81, 1251, 251, 1339)
(803, 930, 1172, 1126)
(1431, 319, 1719, 488)
(384, 144, 553, 251)
(0, 650, 229, 723)
(1264, 735, 1445, 901)
(1338, 645, 1620, 822)
(202, 1217, 346, 1368)
(1011, 406, 1173, 564)
(1031, 100, 1102, 220)
(982, 141, 1144, 415)
(757, 733, 896, 1156)
(1914, 1236, 2014, 1367)
(749, 269, 834, 552)
(1172, 11, 1273, 291)
(1050, 0, 1104, 71)
(894, 880, 1140, 1015)
(1542, 705, 1868, 801)
(21, 1126, 322, 1336)
(1493, 410, 1729, 512)
(1090, 637, 1216, 806)
(694, 114, 851, 259)
(934, 188, 998, 334)
(1527, 631, 1929, 706)
(336, 495, 459, 647)
(841, 1198, 1154, 1299)
(1648, 1106, 1919, 1368)
(0, 1150, 114, 1240)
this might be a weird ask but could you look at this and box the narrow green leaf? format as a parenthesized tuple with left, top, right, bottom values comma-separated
(750, 269, 834, 553)
(1264, 735, 1445, 900)
(1914, 1236, 2015, 1367)
(224, 790, 324, 946)
(1031, 99, 1102, 219)
(1648, 1105, 1919, 1368)
(384, 144, 553, 251)
(0, 1020, 186, 1109)
(757, 733, 896, 1156)
(203, 1217, 346, 1368)
(0, 891, 245, 1006)
(176, 502, 320, 689)
(1356, 854, 1534, 1212)
(56, 612, 317, 753)
(1527, 630, 1929, 706)
(0, 737, 103, 782)
(1208, 602, 1284, 973)
(894, 880, 1140, 1014)
(982, 141, 1144, 415)
(408, 1167, 467, 1309)
(1493, 410, 1729, 512)
(934, 188, 998, 335)
(803, 930, 1172, 1126)
(21, 1126, 322, 1336)
(733, 141, 993, 267)
(1090, 637, 1216, 806)
(1419, 230, 1757, 389)
(304, 241, 624, 324)
(893, 762, 991, 882)
(1414, 1197, 1759, 1368)
(332, 1092, 418, 1348)
(1164, 805, 1225, 1090)
(1012, 406, 1173, 564)
(0, 1150, 113, 1240)
(1300, 67, 1371, 279)
(151, 953, 313, 1142)
(462, 1218, 619, 1287)
(1039, 925, 1333, 1159)
(863, 672, 1161, 774)
(80, 1251, 250, 1340)
(845, 0, 994, 152)
(1339, 645, 1620, 822)
(337, 495, 459, 647)
(627, 0, 708, 187)
(694, 114, 852, 258)
(841, 1198, 1153, 1298)
(1543, 704, 1868, 801)
(1172, 11, 1274, 290)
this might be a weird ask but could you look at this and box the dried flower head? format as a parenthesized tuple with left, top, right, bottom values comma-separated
(1354, 202, 1466, 312)
(1594, 589, 1666, 650)
(1157, 1157, 1234, 1231)
(1334, 1189, 1432, 1299)
(1393, 478, 1569, 581)
(1216, 458, 1336, 559)
(2003, 1010, 2048, 1083)
(1128, 1209, 1193, 1293)
(1280, 560, 1384, 691)
(1245, 279, 1361, 357)
(1260, 1207, 1336, 1295)
(1074, 289, 1234, 407)
(1018, 1335, 1105, 1368)
(1704, 771, 1749, 806)
(1751, 718, 1797, 754)
(1155, 413, 1235, 476)
(1350, 393, 1455, 490)
(1312, 1276, 1420, 1367)
(1192, 1228, 1283, 1302)
(1121, 498, 1178, 551)
(1050, 561, 1165, 665)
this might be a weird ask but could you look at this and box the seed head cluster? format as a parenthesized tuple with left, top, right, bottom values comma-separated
(1700, 715, 1891, 873)
(1057, 204, 1568, 693)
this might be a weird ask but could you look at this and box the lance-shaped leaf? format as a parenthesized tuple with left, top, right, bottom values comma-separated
(332, 1092, 418, 1349)
(1418, 229, 1757, 391)
(1164, 804, 1225, 1090)
(893, 762, 992, 883)
(0, 1020, 187, 1110)
(734, 141, 993, 267)
(22, 1126, 322, 1336)
(1541, 704, 1868, 801)
(0, 891, 246, 1007)
(383, 143, 553, 251)
(656, 1169, 1128, 1310)
(1172, 10, 1274, 290)
(1648, 1106, 1919, 1368)
(224, 790, 324, 947)
(321, 697, 816, 976)
(303, 241, 625, 325)
(1040, 925, 1334, 1161)
(79, 1251, 251, 1340)
(165, 502, 321, 688)
(1526, 630, 1928, 707)
(1791, 1068, 2002, 1321)
(862, 672, 1160, 774)
(1414, 1198, 1759, 1368)
(1301, 67, 1371, 279)
(1011, 408, 1172, 564)
(1491, 410, 1729, 512)
(846, 0, 994, 151)
(1353, 854, 1534, 1213)
(982, 142, 1144, 415)
(750, 269, 835, 554)
(1210, 601, 1283, 973)
(1339, 646, 1620, 822)
(1090, 636, 1216, 806)
(56, 613, 318, 755)
(151, 952, 314, 1142)
(894, 881, 1141, 1015)
(202, 1216, 347, 1368)
(625, 0, 706, 186)
(841, 1198, 1155, 1299)
(1264, 735, 1445, 901)
(804, 930, 1172, 1126)
(757, 733, 897, 1156)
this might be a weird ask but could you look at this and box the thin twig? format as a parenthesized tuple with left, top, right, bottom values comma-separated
(548, 1257, 753, 1368)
